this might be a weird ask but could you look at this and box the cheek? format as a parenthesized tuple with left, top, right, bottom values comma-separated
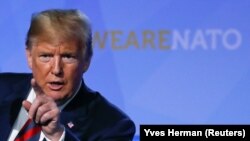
(65, 65, 83, 83)
(33, 65, 50, 77)
(32, 60, 51, 82)
(66, 62, 84, 74)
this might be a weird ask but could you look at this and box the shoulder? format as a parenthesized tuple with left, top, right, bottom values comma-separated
(0, 73, 32, 102)
(0, 72, 32, 83)
(88, 92, 136, 139)
(63, 82, 136, 140)
(92, 93, 130, 121)
(74, 85, 132, 122)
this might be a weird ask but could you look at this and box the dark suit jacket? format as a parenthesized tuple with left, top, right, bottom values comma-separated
(0, 73, 135, 141)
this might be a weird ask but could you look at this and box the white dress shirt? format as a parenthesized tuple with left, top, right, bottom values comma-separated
(8, 82, 81, 141)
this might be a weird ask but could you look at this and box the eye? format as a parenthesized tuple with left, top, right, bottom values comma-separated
(39, 54, 52, 62)
(62, 54, 77, 63)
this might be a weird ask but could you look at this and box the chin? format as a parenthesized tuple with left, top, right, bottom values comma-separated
(46, 91, 65, 100)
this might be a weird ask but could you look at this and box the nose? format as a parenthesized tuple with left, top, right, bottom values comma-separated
(51, 56, 63, 76)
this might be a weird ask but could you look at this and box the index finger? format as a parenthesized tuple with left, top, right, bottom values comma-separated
(31, 78, 44, 96)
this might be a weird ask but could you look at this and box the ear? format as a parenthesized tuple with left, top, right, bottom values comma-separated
(26, 48, 33, 69)
(82, 60, 90, 73)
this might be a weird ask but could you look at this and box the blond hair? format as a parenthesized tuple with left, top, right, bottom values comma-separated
(26, 9, 93, 61)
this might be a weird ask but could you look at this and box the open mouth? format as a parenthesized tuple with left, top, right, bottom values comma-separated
(48, 81, 64, 91)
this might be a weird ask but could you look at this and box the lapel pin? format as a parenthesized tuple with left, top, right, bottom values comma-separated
(67, 121, 74, 128)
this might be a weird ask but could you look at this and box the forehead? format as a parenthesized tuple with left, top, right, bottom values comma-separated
(33, 41, 81, 52)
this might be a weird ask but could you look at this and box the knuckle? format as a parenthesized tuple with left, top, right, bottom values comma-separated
(38, 106, 44, 113)
(52, 108, 60, 115)
(41, 114, 49, 123)
(43, 113, 49, 119)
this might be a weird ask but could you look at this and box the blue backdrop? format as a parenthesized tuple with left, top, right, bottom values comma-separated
(0, 0, 250, 140)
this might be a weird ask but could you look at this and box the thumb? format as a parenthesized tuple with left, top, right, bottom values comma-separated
(22, 100, 31, 112)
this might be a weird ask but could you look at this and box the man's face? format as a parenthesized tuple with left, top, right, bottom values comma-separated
(26, 41, 88, 103)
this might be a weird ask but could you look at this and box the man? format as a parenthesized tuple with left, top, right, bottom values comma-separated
(0, 9, 135, 141)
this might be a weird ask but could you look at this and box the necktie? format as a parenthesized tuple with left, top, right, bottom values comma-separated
(14, 118, 42, 141)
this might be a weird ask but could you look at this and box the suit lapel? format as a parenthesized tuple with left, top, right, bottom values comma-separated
(0, 76, 31, 141)
(0, 77, 95, 140)
(60, 81, 96, 138)
(0, 98, 23, 140)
